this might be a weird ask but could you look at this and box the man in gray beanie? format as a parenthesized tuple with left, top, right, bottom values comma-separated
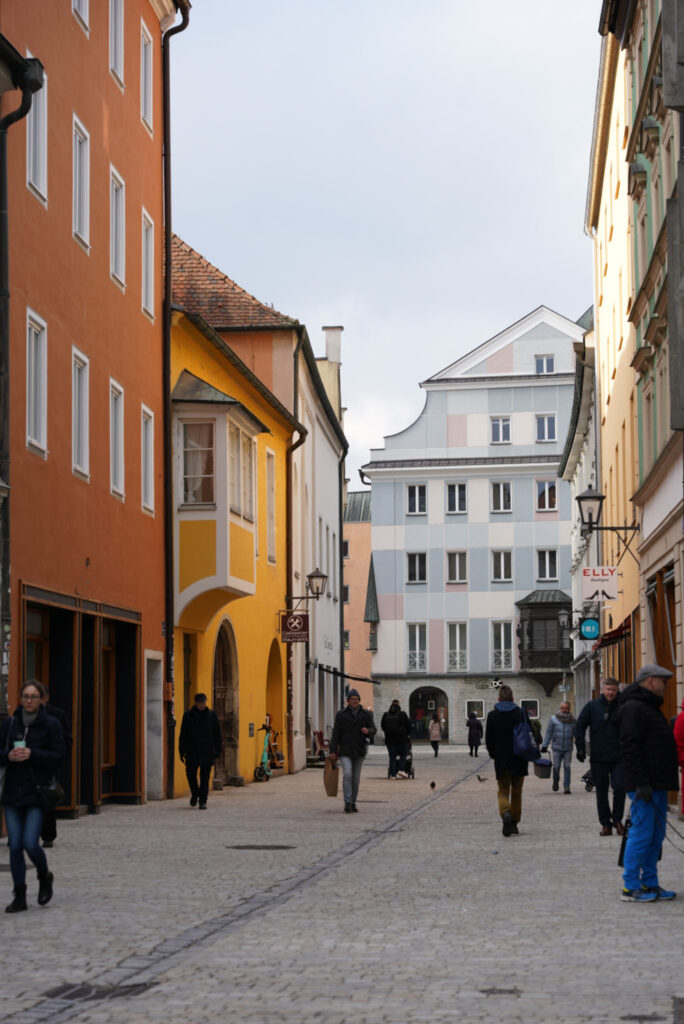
(618, 664, 679, 902)
(330, 690, 376, 813)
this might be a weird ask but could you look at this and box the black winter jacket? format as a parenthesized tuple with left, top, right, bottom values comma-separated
(330, 705, 376, 759)
(575, 694, 621, 762)
(178, 706, 222, 766)
(485, 705, 529, 779)
(618, 683, 679, 792)
(381, 708, 411, 743)
(0, 706, 66, 807)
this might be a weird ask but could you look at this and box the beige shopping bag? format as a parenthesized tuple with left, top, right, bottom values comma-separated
(323, 756, 339, 797)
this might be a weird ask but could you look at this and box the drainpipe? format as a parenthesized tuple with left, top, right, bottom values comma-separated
(286, 329, 306, 770)
(0, 57, 44, 718)
(162, 0, 190, 798)
(338, 451, 346, 710)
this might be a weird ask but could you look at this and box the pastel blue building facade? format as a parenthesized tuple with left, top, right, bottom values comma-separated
(363, 307, 583, 743)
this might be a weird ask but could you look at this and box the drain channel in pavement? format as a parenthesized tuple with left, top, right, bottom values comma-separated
(7, 763, 482, 1024)
(226, 844, 295, 850)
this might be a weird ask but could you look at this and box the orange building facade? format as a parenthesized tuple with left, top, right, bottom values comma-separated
(1, 1, 173, 810)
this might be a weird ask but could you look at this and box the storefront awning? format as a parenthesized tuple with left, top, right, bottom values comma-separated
(593, 622, 631, 650)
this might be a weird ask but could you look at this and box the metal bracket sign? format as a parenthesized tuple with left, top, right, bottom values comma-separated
(280, 612, 309, 643)
(579, 618, 600, 641)
(581, 566, 618, 602)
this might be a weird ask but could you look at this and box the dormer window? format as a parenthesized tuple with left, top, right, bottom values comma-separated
(535, 354, 554, 374)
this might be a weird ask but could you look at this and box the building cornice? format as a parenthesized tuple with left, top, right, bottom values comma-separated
(585, 33, 620, 234)
(422, 373, 575, 392)
(362, 455, 562, 475)
(631, 430, 681, 505)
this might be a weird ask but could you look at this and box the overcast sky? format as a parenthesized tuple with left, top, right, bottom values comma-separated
(171, 2, 602, 486)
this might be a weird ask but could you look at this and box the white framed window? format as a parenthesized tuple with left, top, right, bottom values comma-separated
(26, 56, 47, 200)
(536, 480, 557, 511)
(229, 423, 241, 512)
(407, 623, 426, 672)
(140, 20, 153, 129)
(72, 116, 90, 245)
(535, 354, 554, 374)
(492, 550, 512, 582)
(447, 622, 467, 671)
(266, 450, 276, 562)
(26, 309, 47, 453)
(537, 549, 558, 581)
(491, 416, 511, 444)
(491, 481, 511, 513)
(466, 698, 484, 719)
(72, 348, 89, 476)
(407, 483, 426, 514)
(492, 621, 513, 670)
(110, 0, 124, 84)
(110, 166, 125, 284)
(241, 433, 254, 520)
(109, 379, 124, 496)
(446, 482, 467, 514)
(446, 551, 467, 584)
(407, 552, 427, 584)
(72, 0, 89, 31)
(182, 421, 214, 505)
(536, 414, 556, 442)
(142, 209, 154, 315)
(141, 405, 154, 511)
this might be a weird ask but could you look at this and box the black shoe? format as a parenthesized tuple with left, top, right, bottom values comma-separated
(510, 822, 519, 835)
(198, 802, 207, 810)
(351, 803, 358, 812)
(190, 794, 198, 807)
(564, 788, 571, 795)
(37, 872, 53, 907)
(5, 886, 27, 914)
(502, 811, 513, 837)
(344, 803, 352, 813)
(42, 840, 53, 848)
(552, 778, 559, 792)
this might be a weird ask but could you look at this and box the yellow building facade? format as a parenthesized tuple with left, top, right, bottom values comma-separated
(586, 33, 641, 681)
(170, 310, 303, 792)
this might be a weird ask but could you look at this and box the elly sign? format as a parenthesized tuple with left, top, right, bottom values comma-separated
(581, 566, 618, 602)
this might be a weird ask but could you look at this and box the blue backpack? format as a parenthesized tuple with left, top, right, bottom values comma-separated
(512, 707, 541, 761)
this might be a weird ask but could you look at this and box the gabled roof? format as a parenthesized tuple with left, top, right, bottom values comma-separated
(423, 305, 584, 384)
(172, 234, 299, 331)
(171, 369, 270, 434)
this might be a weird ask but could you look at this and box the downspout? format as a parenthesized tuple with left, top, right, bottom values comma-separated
(0, 57, 44, 717)
(285, 329, 306, 770)
(338, 451, 346, 710)
(162, 0, 190, 798)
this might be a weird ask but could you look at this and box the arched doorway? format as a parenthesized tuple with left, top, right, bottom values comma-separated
(409, 686, 449, 741)
(266, 639, 284, 747)
(212, 621, 238, 786)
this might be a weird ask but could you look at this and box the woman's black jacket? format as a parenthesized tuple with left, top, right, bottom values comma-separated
(330, 705, 376, 758)
(0, 706, 66, 807)
(618, 683, 679, 792)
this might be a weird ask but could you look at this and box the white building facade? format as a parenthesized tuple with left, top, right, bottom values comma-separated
(363, 307, 584, 741)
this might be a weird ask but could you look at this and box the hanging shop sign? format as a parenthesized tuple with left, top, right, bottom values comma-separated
(581, 566, 618, 602)
(280, 612, 309, 643)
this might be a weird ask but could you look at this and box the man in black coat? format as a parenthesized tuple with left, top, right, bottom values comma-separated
(618, 664, 679, 902)
(39, 687, 73, 848)
(485, 684, 528, 837)
(178, 692, 222, 809)
(330, 689, 376, 812)
(575, 677, 625, 836)
(380, 700, 411, 779)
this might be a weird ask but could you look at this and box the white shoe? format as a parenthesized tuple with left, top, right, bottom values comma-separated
(397, 771, 408, 779)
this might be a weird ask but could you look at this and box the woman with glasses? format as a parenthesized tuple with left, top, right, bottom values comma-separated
(0, 679, 65, 913)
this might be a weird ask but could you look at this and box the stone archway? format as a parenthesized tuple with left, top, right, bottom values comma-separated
(409, 686, 449, 741)
(212, 621, 238, 786)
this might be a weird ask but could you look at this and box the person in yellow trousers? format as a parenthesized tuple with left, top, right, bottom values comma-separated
(485, 684, 528, 837)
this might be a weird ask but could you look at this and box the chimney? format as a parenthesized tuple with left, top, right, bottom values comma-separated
(322, 325, 343, 364)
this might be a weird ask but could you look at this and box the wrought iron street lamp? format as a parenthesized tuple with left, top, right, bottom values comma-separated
(286, 567, 328, 605)
(575, 487, 639, 565)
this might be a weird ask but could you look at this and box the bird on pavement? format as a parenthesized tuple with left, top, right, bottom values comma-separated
(430, 781, 436, 790)
(477, 775, 488, 782)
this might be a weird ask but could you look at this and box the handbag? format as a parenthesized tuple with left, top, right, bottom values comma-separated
(29, 765, 65, 811)
(512, 707, 541, 762)
(323, 756, 339, 798)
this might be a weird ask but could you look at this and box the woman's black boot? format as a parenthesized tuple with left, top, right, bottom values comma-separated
(5, 885, 28, 913)
(37, 871, 53, 906)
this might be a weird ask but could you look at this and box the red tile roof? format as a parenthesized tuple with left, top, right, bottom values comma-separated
(171, 234, 299, 330)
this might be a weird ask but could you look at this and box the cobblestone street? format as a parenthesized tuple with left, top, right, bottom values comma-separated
(2, 745, 684, 1024)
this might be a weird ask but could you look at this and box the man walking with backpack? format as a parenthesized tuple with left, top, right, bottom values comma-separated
(485, 685, 529, 837)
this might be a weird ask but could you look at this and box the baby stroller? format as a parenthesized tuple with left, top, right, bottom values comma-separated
(581, 767, 594, 792)
(387, 740, 415, 779)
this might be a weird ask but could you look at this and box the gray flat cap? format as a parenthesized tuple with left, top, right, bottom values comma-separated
(635, 664, 673, 684)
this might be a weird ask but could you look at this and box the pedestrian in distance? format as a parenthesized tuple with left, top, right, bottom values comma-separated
(466, 711, 483, 757)
(39, 684, 72, 849)
(381, 699, 411, 777)
(618, 664, 679, 903)
(575, 677, 625, 836)
(329, 689, 376, 812)
(674, 698, 684, 817)
(542, 701, 576, 794)
(178, 692, 222, 809)
(485, 684, 528, 837)
(0, 679, 65, 913)
(429, 713, 442, 757)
